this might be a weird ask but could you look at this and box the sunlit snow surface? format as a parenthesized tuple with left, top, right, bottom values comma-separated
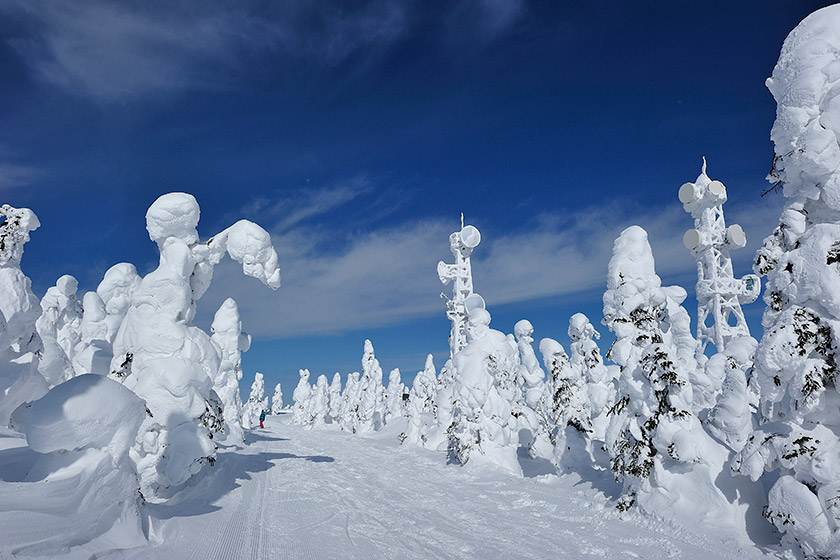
(0, 414, 774, 559)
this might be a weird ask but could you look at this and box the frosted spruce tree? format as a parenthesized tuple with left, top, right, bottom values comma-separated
(242, 372, 268, 429)
(210, 298, 250, 443)
(36, 275, 82, 386)
(602, 226, 733, 521)
(568, 313, 615, 443)
(292, 368, 312, 426)
(109, 192, 280, 501)
(536, 337, 591, 467)
(271, 382, 284, 414)
(384, 367, 405, 424)
(447, 308, 521, 475)
(402, 354, 438, 446)
(0, 204, 47, 428)
(731, 7, 840, 557)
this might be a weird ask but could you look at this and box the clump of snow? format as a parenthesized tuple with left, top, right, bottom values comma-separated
(0, 374, 147, 554)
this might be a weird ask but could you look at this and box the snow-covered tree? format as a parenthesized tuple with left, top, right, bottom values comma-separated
(384, 367, 405, 424)
(0, 204, 47, 428)
(108, 192, 280, 501)
(602, 225, 732, 521)
(339, 371, 361, 433)
(402, 354, 438, 446)
(72, 263, 141, 377)
(447, 309, 521, 475)
(36, 275, 82, 386)
(309, 374, 329, 427)
(426, 358, 457, 450)
(704, 336, 756, 452)
(730, 7, 840, 556)
(568, 313, 615, 442)
(210, 298, 250, 443)
(292, 368, 312, 426)
(535, 338, 590, 467)
(271, 382, 284, 414)
(512, 319, 544, 451)
(328, 372, 342, 422)
(242, 371, 268, 429)
(357, 339, 385, 431)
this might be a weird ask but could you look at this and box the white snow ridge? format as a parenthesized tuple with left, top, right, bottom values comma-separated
(2, 5, 840, 560)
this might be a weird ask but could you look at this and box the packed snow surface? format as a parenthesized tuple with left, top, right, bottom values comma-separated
(0, 414, 777, 559)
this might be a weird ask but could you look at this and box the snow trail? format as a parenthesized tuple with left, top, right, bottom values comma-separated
(96, 413, 773, 560)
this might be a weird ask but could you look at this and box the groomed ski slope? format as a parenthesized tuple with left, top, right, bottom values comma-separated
(20, 412, 767, 560)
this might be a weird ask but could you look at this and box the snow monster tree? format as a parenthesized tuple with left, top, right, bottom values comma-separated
(732, 6, 840, 557)
(602, 226, 734, 522)
(0, 204, 47, 428)
(109, 192, 280, 501)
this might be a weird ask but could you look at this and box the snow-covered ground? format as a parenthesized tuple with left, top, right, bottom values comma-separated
(1, 413, 776, 559)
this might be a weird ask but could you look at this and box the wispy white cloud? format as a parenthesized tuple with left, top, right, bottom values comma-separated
(1, 0, 526, 103)
(0, 1, 409, 102)
(0, 162, 44, 191)
(197, 192, 784, 339)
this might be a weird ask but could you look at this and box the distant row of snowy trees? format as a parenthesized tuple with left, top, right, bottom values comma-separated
(286, 7, 840, 557)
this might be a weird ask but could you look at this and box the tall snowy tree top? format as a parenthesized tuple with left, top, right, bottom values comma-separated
(212, 297, 251, 352)
(766, 4, 840, 207)
(96, 263, 140, 315)
(514, 319, 534, 342)
(145, 192, 201, 245)
(569, 312, 599, 342)
(539, 337, 568, 371)
(362, 339, 383, 382)
(0, 204, 39, 267)
(603, 226, 668, 328)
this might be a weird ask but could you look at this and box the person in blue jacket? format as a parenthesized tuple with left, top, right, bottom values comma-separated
(259, 410, 266, 429)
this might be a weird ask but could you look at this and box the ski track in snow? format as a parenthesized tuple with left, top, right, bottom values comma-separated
(8, 413, 780, 559)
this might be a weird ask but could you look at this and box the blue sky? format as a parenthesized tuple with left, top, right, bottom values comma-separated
(0, 1, 832, 401)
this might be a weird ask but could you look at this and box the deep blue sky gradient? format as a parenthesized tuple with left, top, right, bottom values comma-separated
(0, 1, 833, 401)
